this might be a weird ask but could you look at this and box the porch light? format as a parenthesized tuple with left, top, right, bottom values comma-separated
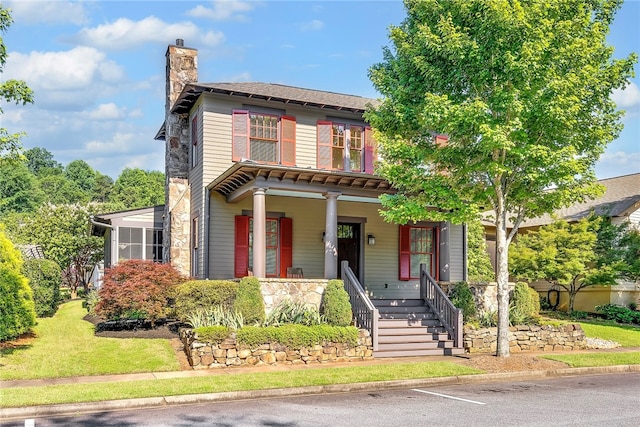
(368, 234, 376, 246)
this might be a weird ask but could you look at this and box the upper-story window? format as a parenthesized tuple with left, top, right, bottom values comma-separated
(232, 110, 296, 166)
(317, 121, 376, 174)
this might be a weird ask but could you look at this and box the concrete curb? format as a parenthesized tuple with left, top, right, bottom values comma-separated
(2, 364, 639, 421)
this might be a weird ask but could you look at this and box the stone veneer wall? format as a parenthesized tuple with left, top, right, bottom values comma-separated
(258, 278, 329, 313)
(181, 328, 373, 369)
(464, 324, 586, 354)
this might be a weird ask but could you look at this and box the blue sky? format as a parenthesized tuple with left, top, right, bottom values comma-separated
(3, 0, 639, 179)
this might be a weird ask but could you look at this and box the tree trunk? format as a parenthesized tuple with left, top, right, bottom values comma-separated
(495, 205, 511, 358)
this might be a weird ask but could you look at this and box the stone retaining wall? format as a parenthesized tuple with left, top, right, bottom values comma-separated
(180, 328, 373, 369)
(464, 324, 586, 354)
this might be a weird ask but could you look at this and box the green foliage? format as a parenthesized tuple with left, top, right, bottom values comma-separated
(233, 276, 265, 325)
(192, 325, 231, 344)
(449, 282, 476, 320)
(186, 306, 244, 329)
(22, 258, 62, 317)
(596, 304, 640, 325)
(510, 218, 619, 312)
(477, 309, 498, 328)
(236, 324, 359, 348)
(12, 203, 105, 296)
(95, 260, 185, 324)
(365, 0, 636, 356)
(263, 299, 324, 327)
(84, 291, 100, 315)
(0, 226, 36, 341)
(0, 6, 35, 161)
(0, 160, 44, 215)
(172, 280, 238, 322)
(510, 282, 540, 324)
(24, 147, 62, 176)
(320, 280, 353, 327)
(466, 219, 494, 283)
(109, 168, 165, 208)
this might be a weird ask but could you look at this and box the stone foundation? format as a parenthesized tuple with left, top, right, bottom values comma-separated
(464, 324, 586, 354)
(181, 328, 374, 369)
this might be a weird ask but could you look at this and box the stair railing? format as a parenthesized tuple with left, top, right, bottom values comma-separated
(340, 260, 378, 351)
(419, 263, 463, 348)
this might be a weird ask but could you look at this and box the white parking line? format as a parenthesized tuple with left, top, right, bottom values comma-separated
(411, 389, 487, 405)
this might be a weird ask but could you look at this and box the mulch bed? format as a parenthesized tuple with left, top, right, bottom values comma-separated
(83, 314, 184, 339)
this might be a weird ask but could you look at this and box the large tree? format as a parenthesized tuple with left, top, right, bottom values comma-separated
(109, 168, 165, 208)
(366, 0, 636, 356)
(0, 6, 34, 160)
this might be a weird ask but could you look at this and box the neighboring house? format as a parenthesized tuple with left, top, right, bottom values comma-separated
(90, 205, 164, 269)
(484, 173, 640, 311)
(152, 40, 466, 357)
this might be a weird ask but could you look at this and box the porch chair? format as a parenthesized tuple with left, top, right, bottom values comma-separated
(286, 267, 304, 278)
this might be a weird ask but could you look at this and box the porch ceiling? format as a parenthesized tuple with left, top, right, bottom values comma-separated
(208, 162, 394, 202)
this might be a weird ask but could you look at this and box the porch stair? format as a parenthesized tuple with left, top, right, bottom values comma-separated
(372, 299, 465, 358)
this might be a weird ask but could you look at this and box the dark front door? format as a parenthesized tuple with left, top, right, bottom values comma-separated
(337, 223, 360, 279)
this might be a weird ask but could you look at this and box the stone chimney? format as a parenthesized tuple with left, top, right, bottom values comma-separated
(163, 39, 197, 276)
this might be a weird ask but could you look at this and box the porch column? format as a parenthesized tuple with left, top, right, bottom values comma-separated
(324, 191, 340, 279)
(252, 187, 267, 278)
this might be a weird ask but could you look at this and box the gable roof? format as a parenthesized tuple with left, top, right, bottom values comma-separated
(518, 173, 640, 228)
(173, 82, 377, 114)
(156, 82, 378, 140)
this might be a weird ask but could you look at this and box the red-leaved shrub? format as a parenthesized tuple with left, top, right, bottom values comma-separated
(95, 260, 185, 324)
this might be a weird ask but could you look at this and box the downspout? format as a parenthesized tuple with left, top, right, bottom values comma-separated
(204, 188, 211, 278)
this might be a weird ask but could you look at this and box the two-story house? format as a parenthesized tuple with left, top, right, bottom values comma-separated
(150, 40, 467, 357)
(156, 41, 468, 299)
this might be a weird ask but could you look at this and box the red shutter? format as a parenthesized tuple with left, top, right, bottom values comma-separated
(279, 217, 293, 278)
(281, 116, 296, 166)
(234, 216, 249, 278)
(399, 225, 411, 281)
(317, 120, 332, 169)
(232, 110, 249, 161)
(364, 126, 377, 174)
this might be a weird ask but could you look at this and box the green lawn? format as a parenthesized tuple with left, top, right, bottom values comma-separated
(0, 300, 179, 381)
(543, 351, 640, 367)
(0, 362, 482, 408)
(578, 321, 640, 347)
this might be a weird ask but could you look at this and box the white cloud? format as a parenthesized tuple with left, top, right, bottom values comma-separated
(84, 103, 126, 120)
(186, 0, 256, 21)
(597, 150, 640, 178)
(4, 0, 89, 25)
(299, 20, 325, 32)
(85, 133, 136, 154)
(4, 47, 125, 109)
(72, 17, 225, 51)
(612, 81, 640, 109)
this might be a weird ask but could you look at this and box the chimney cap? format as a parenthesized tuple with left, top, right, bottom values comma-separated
(176, 39, 184, 47)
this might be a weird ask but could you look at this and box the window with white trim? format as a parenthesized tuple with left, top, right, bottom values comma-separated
(232, 110, 296, 166)
(118, 227, 163, 262)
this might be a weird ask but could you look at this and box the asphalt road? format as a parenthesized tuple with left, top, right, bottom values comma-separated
(5, 372, 640, 427)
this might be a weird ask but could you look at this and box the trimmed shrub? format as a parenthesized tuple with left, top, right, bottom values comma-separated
(173, 279, 238, 322)
(449, 281, 476, 320)
(193, 325, 230, 344)
(95, 260, 185, 324)
(233, 276, 265, 325)
(236, 324, 359, 348)
(0, 267, 37, 341)
(22, 258, 62, 317)
(596, 304, 640, 324)
(0, 226, 36, 341)
(320, 279, 352, 327)
(510, 282, 539, 324)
